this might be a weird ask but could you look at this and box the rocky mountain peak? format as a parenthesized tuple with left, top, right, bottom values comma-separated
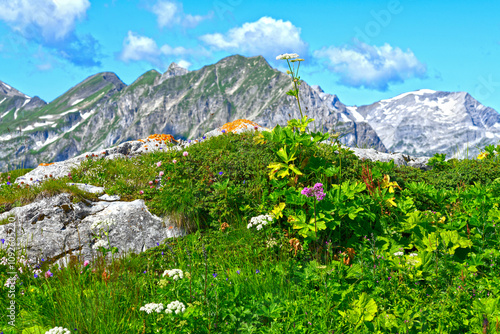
(0, 80, 31, 98)
(155, 63, 189, 86)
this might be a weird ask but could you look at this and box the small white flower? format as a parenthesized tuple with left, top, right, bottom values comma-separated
(165, 300, 186, 315)
(393, 252, 404, 257)
(276, 53, 299, 60)
(266, 238, 281, 248)
(409, 253, 418, 257)
(0, 257, 8, 265)
(248, 214, 274, 230)
(45, 327, 71, 334)
(162, 269, 184, 281)
(91, 218, 115, 231)
(140, 303, 164, 314)
(92, 239, 108, 250)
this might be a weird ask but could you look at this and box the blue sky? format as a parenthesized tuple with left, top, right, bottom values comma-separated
(1, 0, 500, 112)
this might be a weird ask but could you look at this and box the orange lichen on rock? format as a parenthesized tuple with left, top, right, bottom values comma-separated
(220, 119, 263, 133)
(38, 163, 55, 166)
(136, 134, 178, 143)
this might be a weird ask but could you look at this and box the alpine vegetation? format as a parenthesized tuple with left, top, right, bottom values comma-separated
(1, 54, 500, 333)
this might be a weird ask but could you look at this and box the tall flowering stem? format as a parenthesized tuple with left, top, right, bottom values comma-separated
(301, 183, 326, 240)
(276, 53, 306, 129)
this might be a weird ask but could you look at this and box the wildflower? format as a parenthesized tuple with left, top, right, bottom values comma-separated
(247, 214, 274, 230)
(213, 273, 218, 278)
(156, 161, 162, 168)
(256, 269, 260, 274)
(140, 303, 164, 314)
(159, 171, 164, 177)
(163, 269, 184, 281)
(45, 327, 71, 334)
(165, 300, 186, 314)
(149, 181, 153, 185)
(219, 171, 223, 175)
(301, 183, 326, 201)
(183, 151, 188, 157)
(394, 252, 404, 257)
(266, 238, 281, 248)
(237, 270, 240, 275)
(92, 239, 108, 250)
(172, 159, 177, 164)
(139, 190, 144, 194)
(45, 270, 53, 278)
(276, 53, 299, 60)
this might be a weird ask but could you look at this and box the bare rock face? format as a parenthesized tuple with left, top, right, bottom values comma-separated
(0, 191, 186, 269)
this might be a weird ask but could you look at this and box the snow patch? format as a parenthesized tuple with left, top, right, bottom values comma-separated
(80, 109, 95, 120)
(346, 106, 365, 123)
(0, 98, 5, 105)
(35, 134, 60, 149)
(380, 89, 438, 103)
(71, 98, 84, 106)
(0, 134, 12, 141)
(2, 82, 11, 90)
(40, 115, 56, 120)
(21, 98, 31, 108)
(0, 109, 10, 118)
(59, 108, 78, 116)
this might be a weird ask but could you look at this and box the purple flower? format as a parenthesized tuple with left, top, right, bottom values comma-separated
(6, 182, 10, 185)
(301, 183, 326, 201)
(219, 171, 223, 175)
(222, 129, 226, 133)
(213, 273, 217, 278)
(203, 136, 206, 140)
(1, 239, 4, 244)
(237, 270, 240, 274)
(256, 269, 260, 274)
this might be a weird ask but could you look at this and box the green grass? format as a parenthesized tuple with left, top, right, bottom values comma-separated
(1, 128, 500, 333)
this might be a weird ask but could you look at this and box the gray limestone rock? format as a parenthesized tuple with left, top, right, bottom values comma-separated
(0, 192, 186, 270)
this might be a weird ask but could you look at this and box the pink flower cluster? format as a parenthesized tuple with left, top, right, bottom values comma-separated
(301, 183, 326, 201)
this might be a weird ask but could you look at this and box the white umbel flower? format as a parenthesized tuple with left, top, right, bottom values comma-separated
(45, 327, 71, 334)
(165, 300, 186, 314)
(140, 303, 164, 314)
(162, 269, 184, 280)
(91, 218, 115, 231)
(276, 53, 299, 60)
(247, 214, 274, 230)
(92, 238, 108, 250)
(393, 251, 404, 257)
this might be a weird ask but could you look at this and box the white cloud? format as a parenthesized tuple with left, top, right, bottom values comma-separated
(199, 16, 308, 59)
(0, 0, 90, 42)
(176, 59, 191, 69)
(314, 42, 427, 91)
(120, 31, 161, 63)
(120, 32, 209, 67)
(152, 0, 212, 29)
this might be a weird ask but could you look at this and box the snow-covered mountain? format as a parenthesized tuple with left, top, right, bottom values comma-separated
(350, 89, 500, 160)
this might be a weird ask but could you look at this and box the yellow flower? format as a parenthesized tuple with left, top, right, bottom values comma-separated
(477, 152, 489, 160)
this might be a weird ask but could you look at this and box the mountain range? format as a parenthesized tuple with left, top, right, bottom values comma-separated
(1, 54, 500, 171)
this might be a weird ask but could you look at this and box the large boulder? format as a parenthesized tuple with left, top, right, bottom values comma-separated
(0, 188, 186, 269)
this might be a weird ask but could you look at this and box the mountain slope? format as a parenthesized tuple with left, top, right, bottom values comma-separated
(2, 55, 500, 171)
(353, 89, 500, 159)
(0, 54, 385, 170)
